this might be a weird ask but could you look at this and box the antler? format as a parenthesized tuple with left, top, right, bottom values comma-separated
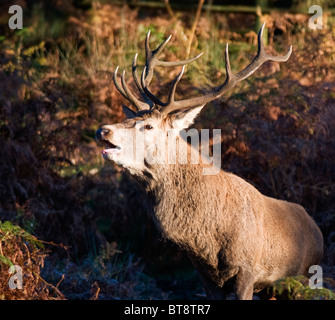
(113, 23, 292, 115)
(113, 30, 203, 111)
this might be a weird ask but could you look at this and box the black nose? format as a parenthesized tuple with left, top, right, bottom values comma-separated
(96, 127, 110, 140)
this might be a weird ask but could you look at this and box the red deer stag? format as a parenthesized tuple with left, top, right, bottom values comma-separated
(96, 24, 323, 300)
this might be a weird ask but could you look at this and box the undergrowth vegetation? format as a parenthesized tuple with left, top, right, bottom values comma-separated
(269, 276, 335, 300)
(0, 220, 64, 299)
(0, 0, 334, 299)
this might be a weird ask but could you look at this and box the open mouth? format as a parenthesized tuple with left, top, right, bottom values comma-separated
(100, 140, 122, 155)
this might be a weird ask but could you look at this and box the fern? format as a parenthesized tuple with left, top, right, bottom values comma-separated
(0, 220, 44, 250)
(0, 255, 13, 267)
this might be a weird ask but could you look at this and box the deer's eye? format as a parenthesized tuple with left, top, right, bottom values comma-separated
(144, 124, 153, 130)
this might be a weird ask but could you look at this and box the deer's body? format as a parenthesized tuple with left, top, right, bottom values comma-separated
(96, 26, 324, 299)
(130, 138, 323, 299)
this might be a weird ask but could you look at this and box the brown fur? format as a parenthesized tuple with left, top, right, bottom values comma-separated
(140, 144, 323, 299)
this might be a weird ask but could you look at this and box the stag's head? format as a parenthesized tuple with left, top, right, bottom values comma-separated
(96, 24, 292, 175)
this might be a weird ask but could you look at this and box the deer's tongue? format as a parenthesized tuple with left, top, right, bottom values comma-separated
(102, 147, 121, 154)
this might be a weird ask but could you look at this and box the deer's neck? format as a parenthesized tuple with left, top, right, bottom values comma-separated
(133, 142, 224, 261)
(137, 140, 207, 200)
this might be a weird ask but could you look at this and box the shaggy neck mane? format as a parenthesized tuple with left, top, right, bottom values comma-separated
(134, 138, 211, 195)
(130, 140, 226, 265)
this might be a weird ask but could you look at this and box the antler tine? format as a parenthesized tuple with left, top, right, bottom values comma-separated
(141, 66, 166, 106)
(132, 53, 154, 108)
(158, 52, 204, 67)
(153, 34, 172, 56)
(234, 23, 292, 83)
(113, 66, 129, 101)
(113, 66, 150, 111)
(120, 70, 151, 111)
(145, 30, 152, 59)
(224, 43, 233, 82)
(132, 53, 142, 93)
(159, 23, 292, 113)
(166, 65, 185, 106)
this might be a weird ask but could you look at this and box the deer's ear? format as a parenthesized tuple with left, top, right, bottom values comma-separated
(170, 105, 205, 130)
(122, 105, 137, 119)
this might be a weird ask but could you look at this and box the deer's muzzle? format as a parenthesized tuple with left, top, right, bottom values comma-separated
(96, 127, 121, 156)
